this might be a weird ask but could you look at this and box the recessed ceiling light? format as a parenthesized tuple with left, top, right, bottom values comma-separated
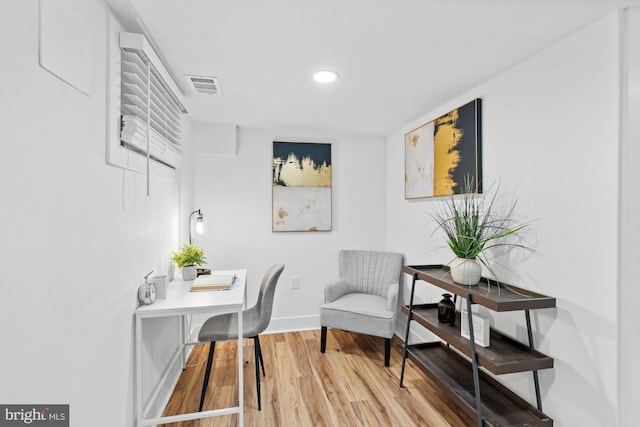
(313, 70, 339, 83)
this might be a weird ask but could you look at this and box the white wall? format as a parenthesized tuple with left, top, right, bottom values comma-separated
(0, 1, 193, 426)
(618, 6, 640, 426)
(385, 12, 620, 427)
(193, 126, 387, 331)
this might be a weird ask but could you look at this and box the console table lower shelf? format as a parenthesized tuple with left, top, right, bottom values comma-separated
(406, 342, 552, 427)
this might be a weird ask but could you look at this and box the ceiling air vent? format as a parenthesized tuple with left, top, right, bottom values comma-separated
(184, 74, 222, 96)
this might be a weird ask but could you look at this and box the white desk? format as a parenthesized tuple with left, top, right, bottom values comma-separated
(135, 269, 246, 427)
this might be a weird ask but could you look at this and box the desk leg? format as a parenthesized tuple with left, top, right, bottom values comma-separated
(180, 315, 187, 369)
(135, 316, 143, 427)
(243, 285, 248, 363)
(238, 307, 244, 426)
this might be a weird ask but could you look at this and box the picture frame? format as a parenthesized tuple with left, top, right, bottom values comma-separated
(405, 98, 482, 198)
(272, 141, 332, 232)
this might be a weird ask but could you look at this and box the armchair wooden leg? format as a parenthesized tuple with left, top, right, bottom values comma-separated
(199, 342, 216, 411)
(384, 338, 391, 367)
(320, 326, 327, 353)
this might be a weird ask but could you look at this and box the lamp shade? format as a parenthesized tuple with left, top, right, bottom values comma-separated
(189, 209, 206, 244)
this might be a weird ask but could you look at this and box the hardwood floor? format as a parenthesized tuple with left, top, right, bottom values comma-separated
(162, 329, 474, 426)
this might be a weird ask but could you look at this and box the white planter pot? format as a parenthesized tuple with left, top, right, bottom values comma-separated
(182, 265, 197, 281)
(450, 258, 482, 285)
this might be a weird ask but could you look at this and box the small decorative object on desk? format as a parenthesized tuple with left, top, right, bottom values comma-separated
(437, 293, 456, 324)
(190, 274, 236, 292)
(153, 275, 168, 299)
(167, 258, 175, 281)
(172, 244, 206, 281)
(197, 267, 212, 276)
(138, 271, 157, 305)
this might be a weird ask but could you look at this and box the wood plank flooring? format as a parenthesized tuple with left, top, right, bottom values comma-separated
(162, 329, 474, 426)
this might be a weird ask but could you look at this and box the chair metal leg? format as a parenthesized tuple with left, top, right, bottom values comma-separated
(199, 342, 216, 412)
(253, 337, 261, 410)
(320, 326, 327, 353)
(384, 338, 391, 367)
(256, 335, 265, 377)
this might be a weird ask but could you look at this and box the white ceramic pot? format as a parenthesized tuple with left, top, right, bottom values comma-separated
(450, 258, 482, 285)
(182, 265, 197, 281)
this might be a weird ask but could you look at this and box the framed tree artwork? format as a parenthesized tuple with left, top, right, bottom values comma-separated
(272, 141, 332, 232)
(405, 98, 482, 198)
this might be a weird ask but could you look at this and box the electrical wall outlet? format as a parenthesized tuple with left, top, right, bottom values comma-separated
(291, 276, 299, 289)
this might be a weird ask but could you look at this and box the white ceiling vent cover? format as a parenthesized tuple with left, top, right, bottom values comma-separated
(185, 75, 222, 96)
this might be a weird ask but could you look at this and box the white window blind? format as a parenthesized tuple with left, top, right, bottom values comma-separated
(120, 35, 185, 170)
(106, 24, 187, 184)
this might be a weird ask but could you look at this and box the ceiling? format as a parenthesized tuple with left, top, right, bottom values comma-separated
(106, 0, 629, 136)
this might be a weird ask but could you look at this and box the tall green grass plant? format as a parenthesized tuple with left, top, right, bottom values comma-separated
(431, 177, 531, 269)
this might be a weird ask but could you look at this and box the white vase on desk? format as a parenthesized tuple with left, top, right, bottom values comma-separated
(167, 258, 175, 281)
(182, 265, 197, 281)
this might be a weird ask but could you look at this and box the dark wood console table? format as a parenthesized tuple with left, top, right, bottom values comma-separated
(399, 265, 556, 426)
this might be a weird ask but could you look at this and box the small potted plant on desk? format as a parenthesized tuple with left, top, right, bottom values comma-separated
(172, 244, 206, 281)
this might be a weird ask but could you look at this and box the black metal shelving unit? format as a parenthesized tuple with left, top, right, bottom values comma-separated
(399, 265, 556, 427)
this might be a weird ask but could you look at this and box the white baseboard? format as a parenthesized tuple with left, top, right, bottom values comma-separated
(264, 314, 320, 333)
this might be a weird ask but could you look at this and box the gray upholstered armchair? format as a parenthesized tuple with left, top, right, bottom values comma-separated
(320, 250, 403, 366)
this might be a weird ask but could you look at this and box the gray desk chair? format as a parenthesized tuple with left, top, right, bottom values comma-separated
(197, 263, 284, 411)
(320, 250, 403, 366)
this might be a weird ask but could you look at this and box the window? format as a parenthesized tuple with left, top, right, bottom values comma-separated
(106, 16, 187, 184)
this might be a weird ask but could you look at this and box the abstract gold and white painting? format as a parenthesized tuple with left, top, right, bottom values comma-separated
(405, 98, 483, 198)
(272, 141, 332, 232)
(405, 121, 434, 199)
